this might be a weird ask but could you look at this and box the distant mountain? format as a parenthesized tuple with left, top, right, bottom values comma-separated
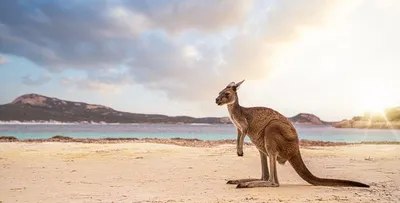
(0, 94, 330, 125)
(0, 94, 230, 124)
(287, 113, 331, 125)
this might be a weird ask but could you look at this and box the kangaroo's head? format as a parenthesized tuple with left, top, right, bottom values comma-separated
(215, 80, 245, 106)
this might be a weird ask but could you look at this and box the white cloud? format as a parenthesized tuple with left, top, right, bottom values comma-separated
(60, 71, 132, 95)
(22, 74, 52, 86)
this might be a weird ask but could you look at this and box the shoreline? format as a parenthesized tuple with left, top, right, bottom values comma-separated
(5, 120, 400, 130)
(1, 135, 399, 147)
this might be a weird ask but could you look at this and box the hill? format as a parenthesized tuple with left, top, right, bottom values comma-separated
(0, 94, 229, 124)
(288, 113, 331, 125)
(0, 94, 330, 125)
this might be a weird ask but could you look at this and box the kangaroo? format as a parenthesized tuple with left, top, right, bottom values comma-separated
(215, 80, 369, 188)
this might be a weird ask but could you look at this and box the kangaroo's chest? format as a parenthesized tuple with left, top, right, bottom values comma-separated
(230, 114, 245, 132)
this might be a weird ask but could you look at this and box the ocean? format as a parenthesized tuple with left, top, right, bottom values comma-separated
(0, 123, 399, 143)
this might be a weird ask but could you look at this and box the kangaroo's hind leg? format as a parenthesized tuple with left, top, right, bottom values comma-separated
(236, 152, 279, 188)
(227, 150, 269, 184)
(236, 125, 281, 188)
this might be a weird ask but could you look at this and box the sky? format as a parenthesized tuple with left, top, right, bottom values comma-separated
(0, 0, 399, 121)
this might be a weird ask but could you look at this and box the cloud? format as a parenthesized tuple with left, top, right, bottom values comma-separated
(22, 74, 52, 86)
(121, 0, 254, 33)
(0, 0, 253, 70)
(0, 56, 6, 65)
(0, 0, 344, 101)
(61, 70, 132, 94)
(61, 77, 123, 94)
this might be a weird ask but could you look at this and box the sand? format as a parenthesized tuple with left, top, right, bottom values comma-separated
(1, 142, 399, 203)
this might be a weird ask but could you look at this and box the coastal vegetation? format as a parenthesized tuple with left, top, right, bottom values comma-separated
(333, 107, 400, 129)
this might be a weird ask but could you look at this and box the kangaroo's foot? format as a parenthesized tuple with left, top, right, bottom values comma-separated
(236, 180, 279, 188)
(226, 178, 260, 185)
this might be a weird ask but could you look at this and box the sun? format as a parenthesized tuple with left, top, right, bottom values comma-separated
(352, 78, 394, 114)
(361, 97, 388, 114)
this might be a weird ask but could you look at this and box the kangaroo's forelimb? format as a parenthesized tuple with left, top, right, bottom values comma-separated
(236, 129, 244, 156)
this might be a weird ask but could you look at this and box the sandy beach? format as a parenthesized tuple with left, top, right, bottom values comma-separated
(1, 141, 399, 203)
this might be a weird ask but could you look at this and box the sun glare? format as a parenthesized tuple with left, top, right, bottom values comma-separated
(352, 79, 394, 114)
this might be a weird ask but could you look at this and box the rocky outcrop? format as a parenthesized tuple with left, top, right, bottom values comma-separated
(287, 113, 330, 125)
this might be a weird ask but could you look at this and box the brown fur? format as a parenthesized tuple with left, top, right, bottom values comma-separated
(215, 80, 369, 188)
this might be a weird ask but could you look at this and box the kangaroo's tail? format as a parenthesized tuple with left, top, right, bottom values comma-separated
(288, 152, 369, 188)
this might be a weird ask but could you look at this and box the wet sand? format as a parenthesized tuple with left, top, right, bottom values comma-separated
(0, 140, 399, 203)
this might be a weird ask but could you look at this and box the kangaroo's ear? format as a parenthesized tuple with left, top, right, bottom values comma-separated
(226, 82, 236, 88)
(235, 80, 245, 89)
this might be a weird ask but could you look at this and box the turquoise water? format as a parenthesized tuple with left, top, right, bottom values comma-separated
(0, 124, 399, 143)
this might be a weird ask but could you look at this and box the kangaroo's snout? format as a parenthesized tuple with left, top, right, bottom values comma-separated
(215, 98, 220, 104)
(215, 97, 223, 105)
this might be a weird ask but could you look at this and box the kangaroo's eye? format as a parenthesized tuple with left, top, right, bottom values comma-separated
(225, 93, 230, 96)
